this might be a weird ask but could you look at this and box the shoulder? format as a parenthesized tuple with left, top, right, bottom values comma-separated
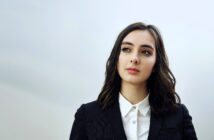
(164, 103, 195, 128)
(178, 104, 198, 139)
(160, 103, 194, 128)
(161, 104, 192, 125)
(74, 100, 103, 120)
(171, 103, 192, 118)
(174, 103, 192, 119)
(168, 103, 190, 115)
(70, 101, 102, 139)
(81, 100, 101, 112)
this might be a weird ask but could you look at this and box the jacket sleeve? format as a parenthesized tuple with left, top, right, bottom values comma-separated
(182, 104, 198, 140)
(69, 104, 88, 140)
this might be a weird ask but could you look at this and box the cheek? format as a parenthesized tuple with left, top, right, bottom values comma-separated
(151, 53, 156, 66)
(117, 55, 128, 74)
(151, 58, 156, 67)
(118, 55, 125, 67)
(145, 58, 156, 71)
(117, 56, 122, 71)
(119, 54, 130, 63)
(117, 58, 123, 73)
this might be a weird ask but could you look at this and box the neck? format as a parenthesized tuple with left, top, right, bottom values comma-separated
(120, 81, 148, 104)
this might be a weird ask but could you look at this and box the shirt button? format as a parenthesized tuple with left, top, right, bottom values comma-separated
(132, 120, 136, 124)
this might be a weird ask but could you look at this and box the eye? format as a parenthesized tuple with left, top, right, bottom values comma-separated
(141, 50, 152, 56)
(121, 47, 131, 53)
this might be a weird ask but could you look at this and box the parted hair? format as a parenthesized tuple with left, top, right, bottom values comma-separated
(97, 22, 180, 116)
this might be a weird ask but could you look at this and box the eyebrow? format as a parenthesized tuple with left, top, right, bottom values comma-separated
(121, 41, 154, 50)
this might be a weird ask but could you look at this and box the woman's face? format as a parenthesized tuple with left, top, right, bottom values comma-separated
(117, 30, 156, 86)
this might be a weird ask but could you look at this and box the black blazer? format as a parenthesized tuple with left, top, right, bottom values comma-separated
(70, 100, 197, 140)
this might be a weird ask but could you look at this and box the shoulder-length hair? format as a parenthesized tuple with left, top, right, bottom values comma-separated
(97, 22, 180, 116)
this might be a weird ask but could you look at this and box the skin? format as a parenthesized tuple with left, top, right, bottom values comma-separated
(117, 30, 156, 104)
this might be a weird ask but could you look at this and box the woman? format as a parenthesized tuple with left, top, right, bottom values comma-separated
(70, 22, 198, 140)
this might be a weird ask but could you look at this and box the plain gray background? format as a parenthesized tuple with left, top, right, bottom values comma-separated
(0, 0, 214, 139)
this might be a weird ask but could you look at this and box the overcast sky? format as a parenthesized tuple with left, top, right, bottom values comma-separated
(0, 0, 214, 139)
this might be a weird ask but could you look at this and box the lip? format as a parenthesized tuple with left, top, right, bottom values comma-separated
(126, 68, 140, 74)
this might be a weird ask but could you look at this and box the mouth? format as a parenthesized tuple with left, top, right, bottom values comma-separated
(126, 68, 140, 74)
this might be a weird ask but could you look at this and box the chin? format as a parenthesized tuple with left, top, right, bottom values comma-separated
(124, 79, 146, 85)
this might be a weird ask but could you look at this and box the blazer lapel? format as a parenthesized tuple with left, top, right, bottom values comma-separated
(102, 101, 163, 140)
(148, 112, 163, 140)
(104, 101, 127, 140)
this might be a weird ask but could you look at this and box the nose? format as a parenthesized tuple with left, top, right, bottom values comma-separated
(130, 54, 140, 64)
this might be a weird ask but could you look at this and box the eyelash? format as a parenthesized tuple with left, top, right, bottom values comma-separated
(121, 47, 131, 53)
(121, 47, 152, 56)
(142, 50, 152, 56)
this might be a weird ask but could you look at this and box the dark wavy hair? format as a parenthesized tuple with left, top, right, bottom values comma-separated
(97, 22, 180, 116)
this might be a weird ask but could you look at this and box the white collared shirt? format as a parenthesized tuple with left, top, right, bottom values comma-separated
(119, 93, 151, 140)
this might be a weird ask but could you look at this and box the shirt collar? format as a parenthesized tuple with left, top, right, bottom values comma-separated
(119, 92, 150, 118)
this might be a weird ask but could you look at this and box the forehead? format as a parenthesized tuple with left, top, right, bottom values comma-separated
(122, 30, 155, 47)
